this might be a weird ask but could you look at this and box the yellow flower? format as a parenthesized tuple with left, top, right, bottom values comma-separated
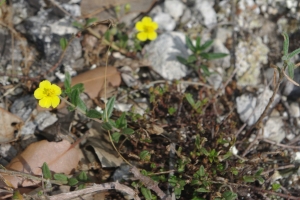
(135, 16, 158, 41)
(34, 80, 61, 108)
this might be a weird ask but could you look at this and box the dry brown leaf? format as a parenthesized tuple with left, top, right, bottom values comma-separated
(81, 0, 156, 21)
(3, 140, 80, 188)
(0, 107, 23, 144)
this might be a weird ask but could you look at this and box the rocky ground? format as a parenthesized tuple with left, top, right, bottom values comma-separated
(1, 0, 300, 199)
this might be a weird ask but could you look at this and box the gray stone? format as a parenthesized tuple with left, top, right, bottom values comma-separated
(195, 0, 217, 27)
(153, 13, 176, 31)
(261, 117, 285, 143)
(144, 32, 189, 80)
(164, 0, 186, 21)
(10, 95, 36, 121)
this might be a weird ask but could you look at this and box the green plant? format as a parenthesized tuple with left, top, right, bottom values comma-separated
(177, 35, 228, 76)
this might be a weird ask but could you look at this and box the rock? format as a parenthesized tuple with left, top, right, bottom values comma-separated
(195, 0, 217, 28)
(35, 111, 58, 130)
(164, 0, 185, 21)
(10, 95, 36, 121)
(144, 32, 189, 80)
(153, 13, 176, 31)
(261, 117, 285, 143)
(236, 88, 280, 126)
(289, 102, 300, 118)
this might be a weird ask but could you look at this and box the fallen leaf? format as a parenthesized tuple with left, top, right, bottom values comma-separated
(3, 140, 80, 188)
(81, 0, 156, 21)
(0, 107, 23, 144)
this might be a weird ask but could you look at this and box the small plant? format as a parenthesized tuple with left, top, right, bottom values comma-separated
(177, 35, 227, 76)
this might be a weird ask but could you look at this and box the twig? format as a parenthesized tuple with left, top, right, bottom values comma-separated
(48, 182, 140, 200)
(262, 138, 300, 149)
(131, 167, 171, 200)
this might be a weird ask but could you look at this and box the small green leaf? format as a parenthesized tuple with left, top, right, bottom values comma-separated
(54, 173, 68, 182)
(78, 184, 86, 190)
(187, 55, 197, 63)
(177, 56, 188, 65)
(282, 32, 289, 56)
(104, 30, 110, 41)
(78, 171, 88, 182)
(122, 128, 134, 135)
(140, 150, 151, 161)
(141, 187, 152, 200)
(76, 96, 87, 112)
(59, 38, 68, 50)
(102, 122, 113, 131)
(186, 36, 196, 52)
(288, 48, 300, 60)
(272, 183, 281, 191)
(72, 83, 84, 93)
(255, 168, 264, 176)
(196, 36, 201, 49)
(64, 72, 71, 90)
(200, 65, 211, 76)
(42, 162, 52, 179)
(103, 96, 116, 121)
(185, 93, 195, 107)
(72, 21, 84, 29)
(116, 112, 127, 129)
(200, 52, 228, 60)
(288, 62, 295, 79)
(256, 176, 265, 184)
(243, 176, 256, 183)
(68, 177, 78, 186)
(222, 191, 238, 200)
(12, 190, 23, 199)
(85, 17, 98, 26)
(112, 132, 121, 143)
(86, 109, 102, 118)
(199, 165, 205, 176)
(199, 40, 213, 51)
(168, 107, 176, 115)
(196, 188, 210, 193)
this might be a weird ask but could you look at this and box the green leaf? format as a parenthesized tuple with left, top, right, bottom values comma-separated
(255, 168, 264, 176)
(72, 21, 84, 29)
(196, 36, 201, 49)
(78, 184, 86, 190)
(199, 165, 205, 176)
(186, 35, 196, 52)
(76, 96, 87, 112)
(256, 176, 265, 184)
(60, 38, 68, 50)
(196, 188, 210, 193)
(282, 32, 289, 56)
(85, 17, 98, 26)
(78, 171, 88, 182)
(243, 176, 256, 183)
(64, 72, 71, 90)
(199, 40, 213, 51)
(122, 128, 134, 135)
(141, 187, 152, 200)
(200, 52, 228, 60)
(103, 96, 116, 121)
(102, 122, 113, 131)
(272, 183, 281, 191)
(72, 83, 84, 93)
(168, 107, 176, 115)
(288, 62, 295, 79)
(68, 177, 78, 186)
(116, 112, 127, 129)
(140, 150, 151, 161)
(288, 47, 300, 60)
(86, 109, 102, 118)
(177, 56, 188, 65)
(42, 162, 52, 179)
(53, 173, 68, 182)
(185, 93, 195, 107)
(200, 65, 211, 76)
(187, 55, 197, 63)
(112, 132, 121, 143)
(222, 191, 238, 200)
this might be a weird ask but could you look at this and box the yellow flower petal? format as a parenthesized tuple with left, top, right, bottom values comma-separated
(39, 80, 51, 89)
(142, 16, 152, 24)
(147, 31, 157, 40)
(39, 97, 52, 108)
(34, 88, 45, 99)
(150, 22, 158, 30)
(50, 96, 60, 108)
(135, 21, 144, 32)
(137, 32, 147, 41)
(51, 84, 62, 95)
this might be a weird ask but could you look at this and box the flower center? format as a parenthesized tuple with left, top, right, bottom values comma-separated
(43, 88, 55, 97)
(144, 25, 154, 32)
